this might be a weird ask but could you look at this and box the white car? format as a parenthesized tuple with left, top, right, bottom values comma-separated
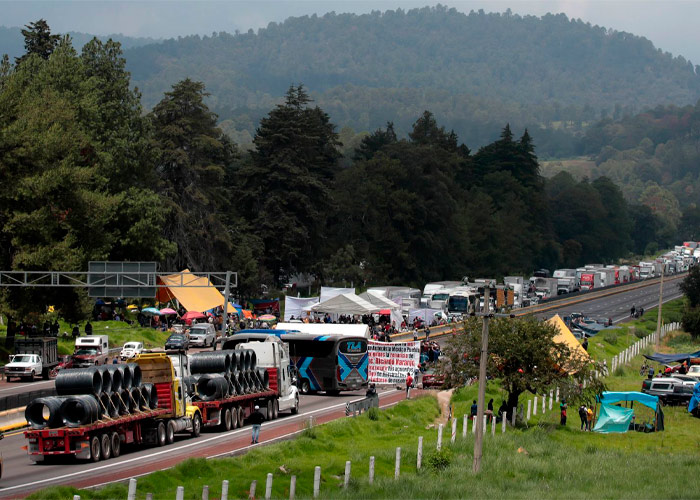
(5, 354, 42, 381)
(120, 341, 144, 361)
(685, 365, 700, 380)
(188, 324, 217, 347)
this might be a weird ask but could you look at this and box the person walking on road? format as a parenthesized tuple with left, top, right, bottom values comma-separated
(250, 405, 265, 444)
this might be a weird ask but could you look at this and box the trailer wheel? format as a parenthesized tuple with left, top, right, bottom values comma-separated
(156, 422, 167, 447)
(89, 436, 101, 462)
(100, 433, 111, 460)
(222, 408, 232, 431)
(166, 420, 176, 444)
(273, 400, 279, 419)
(291, 395, 299, 415)
(110, 432, 121, 458)
(237, 407, 245, 428)
(266, 400, 273, 421)
(231, 407, 239, 429)
(192, 413, 202, 437)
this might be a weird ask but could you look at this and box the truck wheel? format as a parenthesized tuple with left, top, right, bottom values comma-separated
(231, 407, 239, 429)
(166, 421, 176, 444)
(110, 432, 121, 458)
(291, 395, 299, 415)
(100, 433, 111, 460)
(156, 422, 167, 447)
(237, 407, 245, 428)
(266, 400, 273, 421)
(30, 370, 35, 380)
(90, 436, 102, 462)
(192, 413, 202, 437)
(42, 368, 49, 380)
(273, 400, 279, 419)
(222, 408, 232, 431)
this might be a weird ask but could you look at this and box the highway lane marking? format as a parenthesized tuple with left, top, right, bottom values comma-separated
(0, 392, 396, 493)
(0, 381, 54, 393)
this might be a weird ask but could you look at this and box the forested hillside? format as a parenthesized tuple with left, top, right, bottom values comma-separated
(122, 6, 700, 153)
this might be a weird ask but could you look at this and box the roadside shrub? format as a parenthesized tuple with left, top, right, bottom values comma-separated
(634, 330, 645, 339)
(426, 448, 452, 471)
(367, 407, 379, 421)
(603, 332, 618, 345)
(681, 306, 700, 339)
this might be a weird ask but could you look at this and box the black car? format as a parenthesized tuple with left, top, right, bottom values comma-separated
(165, 333, 189, 351)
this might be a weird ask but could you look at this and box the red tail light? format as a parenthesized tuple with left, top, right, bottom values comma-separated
(336, 366, 341, 382)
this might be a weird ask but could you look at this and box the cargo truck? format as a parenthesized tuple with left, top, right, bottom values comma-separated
(5, 338, 59, 381)
(579, 272, 602, 291)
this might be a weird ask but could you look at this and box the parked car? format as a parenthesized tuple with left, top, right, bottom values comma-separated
(188, 324, 216, 348)
(642, 377, 694, 405)
(120, 341, 144, 361)
(165, 333, 189, 351)
(420, 369, 445, 389)
(686, 365, 700, 380)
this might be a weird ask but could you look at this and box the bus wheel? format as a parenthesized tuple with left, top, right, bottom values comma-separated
(156, 422, 167, 447)
(166, 420, 176, 444)
(223, 408, 232, 431)
(89, 435, 101, 462)
(192, 413, 202, 437)
(100, 433, 111, 460)
(111, 432, 121, 458)
(300, 379, 310, 394)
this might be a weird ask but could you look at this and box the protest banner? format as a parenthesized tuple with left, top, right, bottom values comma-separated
(368, 341, 420, 384)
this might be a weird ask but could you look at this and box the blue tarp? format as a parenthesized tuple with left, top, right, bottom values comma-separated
(593, 403, 635, 433)
(689, 382, 700, 414)
(598, 391, 659, 411)
(643, 350, 700, 364)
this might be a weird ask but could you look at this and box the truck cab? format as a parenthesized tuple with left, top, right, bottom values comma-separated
(5, 354, 42, 381)
(73, 335, 110, 367)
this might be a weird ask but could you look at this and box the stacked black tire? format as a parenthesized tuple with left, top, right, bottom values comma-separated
(188, 349, 269, 401)
(26, 364, 159, 429)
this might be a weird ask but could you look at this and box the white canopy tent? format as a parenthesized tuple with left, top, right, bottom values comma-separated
(275, 322, 370, 338)
(359, 291, 401, 310)
(409, 308, 444, 324)
(320, 286, 355, 303)
(309, 293, 381, 315)
(284, 296, 320, 321)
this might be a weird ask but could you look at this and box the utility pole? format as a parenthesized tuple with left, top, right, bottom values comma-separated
(473, 284, 492, 473)
(222, 271, 232, 338)
(656, 267, 664, 347)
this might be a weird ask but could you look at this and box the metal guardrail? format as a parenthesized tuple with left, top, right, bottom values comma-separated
(345, 394, 379, 416)
(0, 387, 57, 412)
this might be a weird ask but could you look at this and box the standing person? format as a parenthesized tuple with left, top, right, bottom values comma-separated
(470, 400, 478, 419)
(578, 405, 587, 431)
(406, 373, 414, 399)
(586, 406, 594, 431)
(249, 405, 265, 444)
(582, 337, 589, 351)
(85, 321, 93, 335)
(560, 399, 568, 426)
(486, 398, 494, 422)
(630, 305, 636, 317)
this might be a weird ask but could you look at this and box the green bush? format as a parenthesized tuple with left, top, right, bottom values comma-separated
(681, 306, 700, 339)
(634, 330, 645, 339)
(426, 448, 452, 471)
(367, 407, 379, 421)
(603, 332, 618, 344)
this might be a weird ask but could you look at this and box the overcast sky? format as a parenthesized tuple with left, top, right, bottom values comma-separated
(2, 1, 699, 64)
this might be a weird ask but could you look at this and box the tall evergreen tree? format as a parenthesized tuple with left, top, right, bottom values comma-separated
(238, 84, 340, 284)
(149, 78, 238, 272)
(15, 19, 60, 65)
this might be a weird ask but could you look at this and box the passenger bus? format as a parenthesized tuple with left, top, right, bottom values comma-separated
(221, 330, 368, 395)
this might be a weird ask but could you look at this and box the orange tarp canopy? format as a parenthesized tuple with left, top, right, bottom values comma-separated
(546, 314, 590, 373)
(156, 269, 232, 313)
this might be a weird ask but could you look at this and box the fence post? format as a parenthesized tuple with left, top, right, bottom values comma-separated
(127, 478, 137, 500)
(542, 394, 545, 413)
(533, 396, 538, 415)
(437, 423, 443, 450)
(502, 413, 506, 433)
(549, 390, 553, 410)
(417, 436, 423, 469)
(511, 409, 516, 426)
(249, 481, 257, 500)
(491, 416, 495, 436)
(369, 456, 375, 484)
(176, 486, 185, 500)
(289, 476, 296, 500)
(202, 484, 209, 500)
(395, 447, 401, 479)
(146, 494, 153, 500)
(313, 466, 321, 498)
(472, 416, 476, 433)
(73, 496, 80, 500)
(463, 415, 467, 438)
(527, 399, 532, 420)
(555, 386, 560, 402)
(265, 474, 272, 500)
(451, 417, 457, 444)
(221, 480, 229, 500)
(483, 415, 487, 434)
(344, 461, 351, 488)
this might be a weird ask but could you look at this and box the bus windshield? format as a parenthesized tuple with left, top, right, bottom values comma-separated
(447, 296, 469, 313)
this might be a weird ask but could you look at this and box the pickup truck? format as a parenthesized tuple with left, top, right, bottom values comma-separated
(5, 338, 59, 380)
(73, 335, 110, 368)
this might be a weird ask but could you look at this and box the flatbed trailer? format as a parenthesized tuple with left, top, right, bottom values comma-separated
(24, 408, 172, 462)
(194, 368, 282, 430)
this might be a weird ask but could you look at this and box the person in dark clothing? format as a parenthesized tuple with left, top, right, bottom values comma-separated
(366, 383, 377, 398)
(470, 400, 478, 419)
(85, 322, 93, 335)
(51, 320, 60, 336)
(582, 338, 589, 351)
(71, 325, 79, 339)
(560, 400, 568, 426)
(486, 398, 494, 422)
(497, 401, 508, 422)
(43, 321, 50, 335)
(249, 405, 265, 444)
(578, 405, 587, 431)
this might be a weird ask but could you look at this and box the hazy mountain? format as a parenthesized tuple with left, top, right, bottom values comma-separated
(0, 25, 160, 61)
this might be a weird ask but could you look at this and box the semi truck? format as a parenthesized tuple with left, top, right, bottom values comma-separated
(579, 272, 602, 290)
(5, 338, 59, 381)
(24, 342, 297, 463)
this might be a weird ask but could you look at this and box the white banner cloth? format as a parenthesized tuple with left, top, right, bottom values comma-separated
(368, 340, 420, 384)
